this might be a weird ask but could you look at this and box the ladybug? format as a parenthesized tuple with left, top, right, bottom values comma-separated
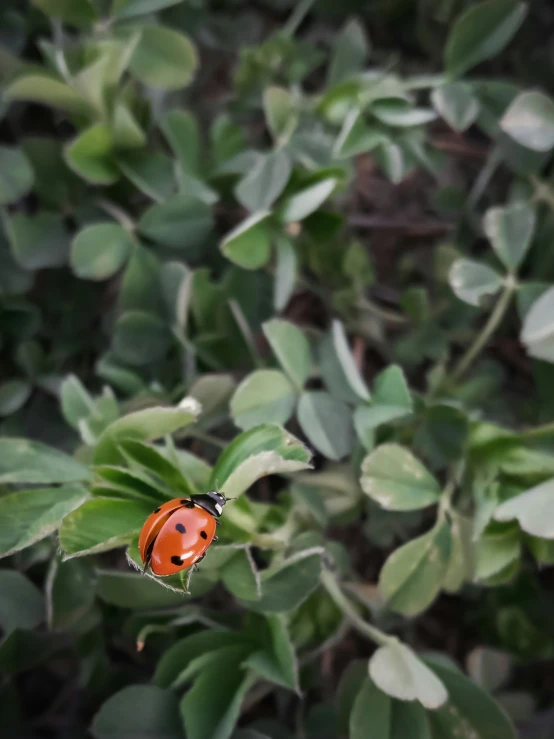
(138, 491, 227, 576)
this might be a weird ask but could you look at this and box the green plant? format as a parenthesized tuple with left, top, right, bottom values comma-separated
(2, 0, 554, 737)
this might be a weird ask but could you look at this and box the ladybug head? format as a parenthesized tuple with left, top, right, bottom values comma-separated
(207, 489, 227, 516)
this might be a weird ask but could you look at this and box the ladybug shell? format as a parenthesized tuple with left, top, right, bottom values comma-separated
(139, 498, 217, 576)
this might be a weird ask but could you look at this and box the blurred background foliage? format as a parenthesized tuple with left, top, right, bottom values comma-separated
(2, 0, 554, 737)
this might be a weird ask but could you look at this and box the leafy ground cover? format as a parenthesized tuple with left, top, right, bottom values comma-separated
(1, 0, 554, 737)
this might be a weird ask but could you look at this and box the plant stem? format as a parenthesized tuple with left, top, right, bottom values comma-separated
(530, 175, 554, 211)
(451, 282, 515, 383)
(320, 568, 395, 647)
(283, 0, 316, 36)
(520, 421, 554, 440)
(187, 429, 227, 449)
(96, 199, 136, 233)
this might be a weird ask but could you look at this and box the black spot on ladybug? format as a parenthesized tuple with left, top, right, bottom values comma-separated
(171, 555, 182, 566)
(175, 523, 186, 534)
(153, 507, 161, 513)
(180, 499, 188, 505)
(200, 530, 208, 540)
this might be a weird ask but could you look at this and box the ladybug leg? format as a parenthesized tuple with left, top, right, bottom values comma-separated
(183, 567, 194, 594)
(142, 540, 155, 575)
(215, 519, 221, 526)
(193, 552, 206, 572)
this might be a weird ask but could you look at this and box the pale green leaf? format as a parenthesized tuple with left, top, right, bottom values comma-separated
(445, 0, 527, 78)
(297, 391, 354, 462)
(494, 479, 554, 538)
(483, 202, 536, 270)
(230, 369, 296, 430)
(262, 319, 311, 390)
(369, 642, 448, 709)
(0, 485, 89, 558)
(360, 444, 441, 511)
(449, 258, 503, 307)
(378, 520, 451, 615)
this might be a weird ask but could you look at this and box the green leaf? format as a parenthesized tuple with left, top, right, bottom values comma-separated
(371, 103, 437, 128)
(328, 18, 370, 86)
(34, 0, 97, 26)
(94, 401, 200, 465)
(443, 514, 475, 593)
(0, 570, 44, 636)
(520, 285, 554, 362)
(431, 83, 480, 132)
(336, 661, 368, 735)
(181, 653, 256, 739)
(297, 391, 354, 462)
(414, 404, 468, 469)
(466, 647, 512, 693)
(262, 319, 311, 390)
(117, 439, 193, 495)
(230, 369, 296, 431)
(279, 178, 337, 222)
(333, 109, 385, 158)
(117, 150, 175, 201)
(22, 137, 79, 208)
(59, 497, 154, 557)
(494, 479, 554, 538)
(71, 223, 133, 280)
(112, 0, 184, 20)
(235, 151, 292, 213)
(112, 310, 171, 366)
(7, 211, 69, 269)
(112, 100, 146, 149)
(246, 615, 299, 692)
(221, 550, 260, 601)
(449, 258, 503, 307)
(369, 642, 448, 709)
(424, 657, 517, 739)
(445, 0, 527, 78)
(65, 124, 118, 185)
(0, 379, 31, 416)
(274, 236, 297, 311)
(155, 632, 251, 689)
(360, 444, 441, 511)
(4, 74, 93, 117)
(331, 320, 370, 401)
(138, 194, 213, 249)
(46, 558, 95, 630)
(243, 549, 322, 613)
(500, 91, 554, 151)
(0, 485, 89, 558)
(119, 242, 164, 313)
(350, 678, 391, 739)
(0, 147, 34, 205)
(263, 87, 298, 144)
(483, 202, 536, 271)
(354, 365, 413, 438)
(92, 685, 184, 739)
(0, 438, 90, 484)
(162, 109, 200, 177)
(221, 212, 272, 270)
(378, 520, 452, 615)
(96, 569, 187, 608)
(130, 25, 197, 90)
(210, 424, 312, 499)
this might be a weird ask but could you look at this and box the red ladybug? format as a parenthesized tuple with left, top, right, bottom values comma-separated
(139, 491, 227, 576)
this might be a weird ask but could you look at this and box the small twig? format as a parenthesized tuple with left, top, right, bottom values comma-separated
(431, 135, 489, 160)
(187, 429, 226, 449)
(349, 214, 454, 237)
(450, 281, 515, 383)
